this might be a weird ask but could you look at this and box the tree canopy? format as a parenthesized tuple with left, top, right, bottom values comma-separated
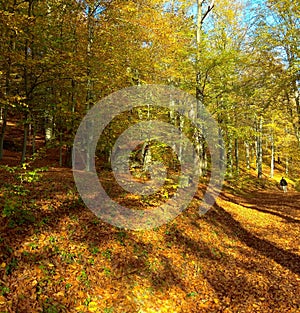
(0, 0, 299, 177)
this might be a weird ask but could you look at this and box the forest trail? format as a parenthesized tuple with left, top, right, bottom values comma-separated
(221, 189, 300, 224)
(215, 189, 300, 274)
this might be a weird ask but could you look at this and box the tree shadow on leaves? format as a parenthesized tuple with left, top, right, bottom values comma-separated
(206, 204, 300, 275)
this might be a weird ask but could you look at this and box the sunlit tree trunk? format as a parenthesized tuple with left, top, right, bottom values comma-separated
(256, 116, 263, 179)
(227, 138, 233, 177)
(285, 157, 289, 175)
(270, 131, 274, 178)
(21, 0, 34, 165)
(234, 138, 239, 174)
(85, 3, 96, 171)
(244, 141, 250, 170)
(195, 0, 214, 176)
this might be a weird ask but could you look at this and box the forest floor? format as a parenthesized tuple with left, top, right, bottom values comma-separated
(0, 149, 299, 313)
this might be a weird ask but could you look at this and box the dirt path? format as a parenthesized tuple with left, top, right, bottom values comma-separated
(216, 190, 300, 274)
(222, 189, 300, 223)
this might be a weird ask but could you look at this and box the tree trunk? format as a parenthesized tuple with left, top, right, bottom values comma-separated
(65, 79, 76, 167)
(0, 60, 10, 160)
(270, 132, 274, 178)
(195, 0, 214, 175)
(178, 114, 184, 164)
(21, 115, 29, 164)
(45, 107, 54, 143)
(21, 0, 34, 165)
(85, 4, 95, 172)
(59, 131, 63, 167)
(244, 141, 250, 170)
(0, 2, 15, 160)
(256, 116, 263, 179)
(227, 138, 233, 177)
(0, 105, 8, 160)
(32, 123, 36, 155)
(234, 138, 239, 174)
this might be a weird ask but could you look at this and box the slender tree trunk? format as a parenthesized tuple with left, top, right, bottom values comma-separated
(141, 102, 151, 169)
(59, 131, 63, 166)
(195, 0, 214, 175)
(0, 58, 10, 160)
(65, 79, 76, 167)
(256, 116, 263, 179)
(44, 87, 54, 144)
(284, 126, 290, 175)
(285, 157, 289, 175)
(270, 132, 274, 178)
(142, 144, 152, 174)
(0, 105, 8, 160)
(21, 0, 34, 165)
(292, 74, 300, 147)
(244, 141, 250, 170)
(227, 137, 233, 177)
(0, 3, 15, 160)
(169, 99, 179, 170)
(21, 114, 29, 164)
(32, 116, 37, 155)
(85, 4, 95, 172)
(178, 114, 184, 164)
(234, 138, 239, 174)
(194, 130, 203, 176)
(285, 91, 300, 146)
(45, 111, 54, 143)
(218, 125, 225, 171)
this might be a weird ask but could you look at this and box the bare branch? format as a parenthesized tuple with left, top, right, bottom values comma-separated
(201, 0, 215, 25)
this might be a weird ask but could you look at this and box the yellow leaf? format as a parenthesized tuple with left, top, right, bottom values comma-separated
(31, 280, 38, 286)
(88, 301, 99, 312)
(75, 305, 85, 311)
(77, 291, 85, 298)
(0, 295, 6, 305)
(55, 291, 65, 298)
(0, 262, 6, 268)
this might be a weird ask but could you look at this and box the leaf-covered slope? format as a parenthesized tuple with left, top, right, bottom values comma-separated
(0, 164, 299, 313)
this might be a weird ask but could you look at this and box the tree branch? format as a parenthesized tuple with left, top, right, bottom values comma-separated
(201, 0, 215, 25)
